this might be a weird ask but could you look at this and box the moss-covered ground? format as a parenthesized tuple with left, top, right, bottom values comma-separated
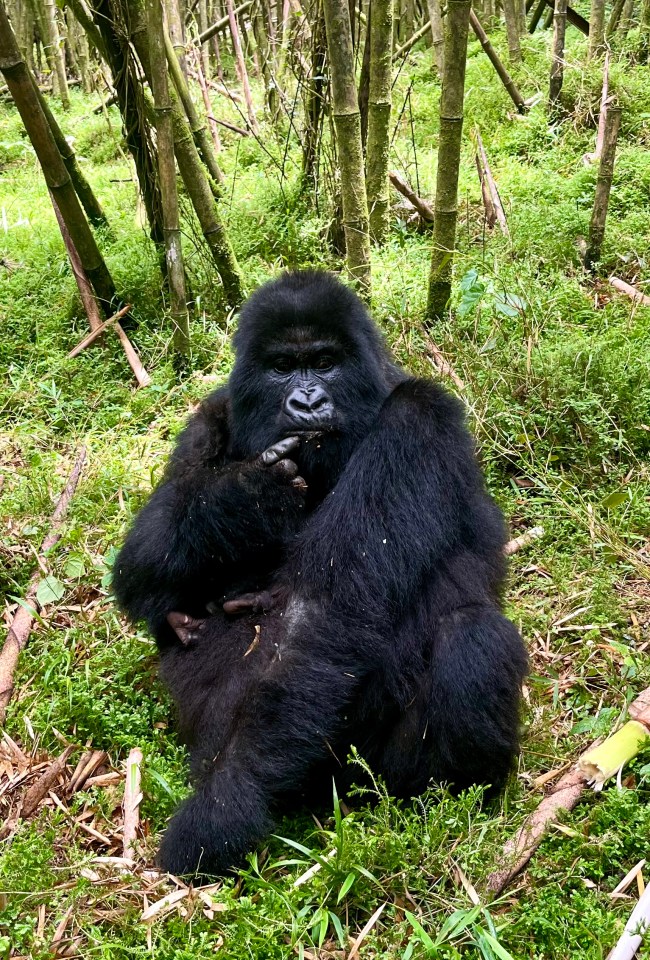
(1, 22, 649, 960)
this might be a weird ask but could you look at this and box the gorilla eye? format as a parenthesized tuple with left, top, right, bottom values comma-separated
(314, 356, 335, 371)
(272, 357, 293, 374)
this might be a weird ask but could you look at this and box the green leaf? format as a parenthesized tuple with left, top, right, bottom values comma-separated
(475, 929, 516, 960)
(601, 490, 629, 509)
(436, 906, 481, 944)
(405, 910, 436, 953)
(328, 911, 346, 948)
(64, 554, 86, 578)
(36, 576, 65, 607)
(273, 835, 329, 868)
(337, 871, 356, 903)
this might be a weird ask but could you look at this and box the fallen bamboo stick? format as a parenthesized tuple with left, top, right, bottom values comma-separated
(0, 446, 87, 723)
(609, 276, 650, 307)
(52, 195, 102, 332)
(388, 171, 435, 223)
(67, 304, 151, 388)
(504, 526, 544, 556)
(487, 686, 650, 896)
(122, 747, 143, 861)
(607, 883, 650, 960)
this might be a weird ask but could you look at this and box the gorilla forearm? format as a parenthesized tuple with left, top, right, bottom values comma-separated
(113, 449, 305, 630)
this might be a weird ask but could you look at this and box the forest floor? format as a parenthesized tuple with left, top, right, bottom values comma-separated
(1, 23, 650, 960)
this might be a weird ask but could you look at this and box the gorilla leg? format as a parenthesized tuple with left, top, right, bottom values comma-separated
(371, 607, 527, 796)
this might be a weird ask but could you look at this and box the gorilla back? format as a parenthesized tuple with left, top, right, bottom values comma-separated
(113, 270, 527, 877)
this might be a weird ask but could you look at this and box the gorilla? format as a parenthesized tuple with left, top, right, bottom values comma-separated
(113, 270, 527, 877)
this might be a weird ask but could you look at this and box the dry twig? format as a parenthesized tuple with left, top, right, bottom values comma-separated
(474, 129, 509, 236)
(0, 446, 87, 722)
(21, 744, 74, 818)
(388, 171, 435, 223)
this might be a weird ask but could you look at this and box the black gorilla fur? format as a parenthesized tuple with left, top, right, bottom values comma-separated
(113, 270, 528, 876)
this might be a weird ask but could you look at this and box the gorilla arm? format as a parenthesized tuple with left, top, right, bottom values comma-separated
(112, 389, 306, 639)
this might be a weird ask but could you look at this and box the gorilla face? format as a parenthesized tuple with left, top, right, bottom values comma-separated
(227, 272, 403, 494)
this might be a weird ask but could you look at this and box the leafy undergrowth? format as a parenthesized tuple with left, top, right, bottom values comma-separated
(1, 23, 650, 960)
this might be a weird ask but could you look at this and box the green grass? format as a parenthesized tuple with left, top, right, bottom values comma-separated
(1, 24, 650, 960)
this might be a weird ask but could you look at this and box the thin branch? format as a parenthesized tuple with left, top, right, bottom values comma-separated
(389, 170, 435, 223)
(504, 526, 544, 555)
(0, 447, 87, 722)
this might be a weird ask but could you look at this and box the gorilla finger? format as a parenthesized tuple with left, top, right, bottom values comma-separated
(260, 436, 300, 465)
(271, 457, 299, 479)
(291, 476, 308, 492)
(167, 611, 206, 646)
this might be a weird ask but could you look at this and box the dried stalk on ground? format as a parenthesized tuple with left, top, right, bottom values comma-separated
(504, 526, 544, 555)
(607, 884, 650, 960)
(21, 745, 75, 817)
(0, 447, 87, 722)
(609, 276, 650, 307)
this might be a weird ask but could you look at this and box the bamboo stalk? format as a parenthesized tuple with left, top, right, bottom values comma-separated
(469, 10, 526, 113)
(392, 19, 431, 59)
(147, 0, 190, 357)
(43, 0, 70, 107)
(225, 0, 258, 133)
(588, 0, 606, 55)
(427, 0, 471, 323)
(51, 196, 103, 331)
(607, 0, 626, 34)
(549, 0, 568, 107)
(197, 0, 252, 44)
(366, 0, 393, 244)
(585, 105, 622, 271)
(122, 748, 143, 860)
(165, 28, 224, 189)
(427, 0, 445, 73)
(607, 885, 650, 960)
(0, 447, 87, 722)
(503, 0, 523, 60)
(585, 51, 610, 164)
(528, 0, 547, 30)
(488, 685, 650, 896)
(0, 1, 115, 307)
(67, 304, 132, 356)
(544, 0, 589, 34)
(323, 0, 371, 292)
(35, 77, 109, 228)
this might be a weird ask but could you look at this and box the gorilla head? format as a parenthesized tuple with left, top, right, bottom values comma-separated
(227, 271, 401, 496)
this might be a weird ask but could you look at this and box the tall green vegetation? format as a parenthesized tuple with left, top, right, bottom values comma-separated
(0, 0, 114, 306)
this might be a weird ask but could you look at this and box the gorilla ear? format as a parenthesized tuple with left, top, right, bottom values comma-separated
(167, 612, 206, 646)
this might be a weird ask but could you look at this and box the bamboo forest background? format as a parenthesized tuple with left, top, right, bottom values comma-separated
(1, 0, 650, 953)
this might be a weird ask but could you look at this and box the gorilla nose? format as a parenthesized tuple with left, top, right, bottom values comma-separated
(284, 387, 333, 422)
